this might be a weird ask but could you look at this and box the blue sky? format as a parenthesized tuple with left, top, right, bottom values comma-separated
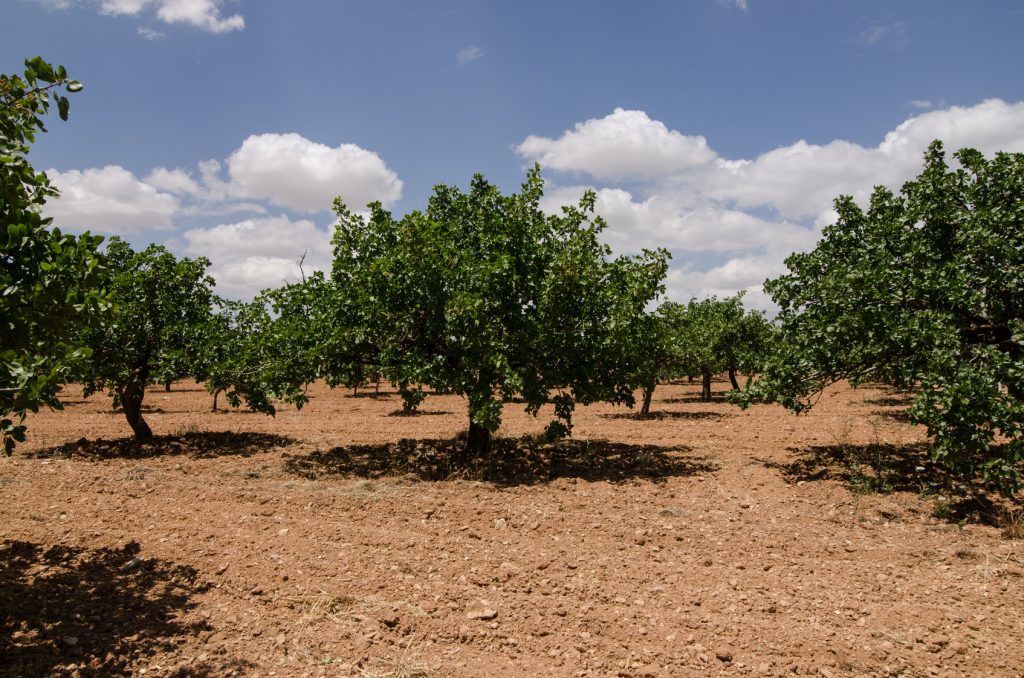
(6, 0, 1024, 303)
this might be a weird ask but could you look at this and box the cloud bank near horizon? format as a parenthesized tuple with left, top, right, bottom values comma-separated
(43, 99, 1024, 303)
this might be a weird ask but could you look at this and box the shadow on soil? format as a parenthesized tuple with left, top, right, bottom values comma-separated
(0, 540, 238, 677)
(29, 431, 297, 461)
(661, 394, 731, 405)
(283, 437, 716, 486)
(761, 442, 1021, 527)
(600, 410, 725, 421)
(386, 409, 452, 417)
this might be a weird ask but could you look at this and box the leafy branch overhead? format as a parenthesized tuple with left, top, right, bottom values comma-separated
(1, 57, 105, 454)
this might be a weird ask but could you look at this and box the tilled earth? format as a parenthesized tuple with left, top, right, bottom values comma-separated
(1, 379, 1021, 677)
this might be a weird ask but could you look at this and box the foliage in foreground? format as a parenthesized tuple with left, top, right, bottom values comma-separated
(1, 57, 107, 453)
(326, 167, 670, 458)
(739, 142, 1023, 494)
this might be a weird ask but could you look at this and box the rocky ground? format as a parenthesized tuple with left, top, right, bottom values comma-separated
(1, 379, 1021, 677)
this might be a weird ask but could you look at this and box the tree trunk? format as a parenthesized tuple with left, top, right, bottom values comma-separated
(121, 381, 153, 440)
(466, 420, 491, 459)
(640, 381, 655, 416)
(728, 367, 740, 391)
(164, 381, 171, 392)
(211, 388, 223, 412)
(701, 369, 712, 402)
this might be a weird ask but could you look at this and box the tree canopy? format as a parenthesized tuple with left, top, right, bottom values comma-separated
(81, 239, 215, 439)
(740, 141, 1023, 493)
(326, 167, 669, 458)
(1, 57, 106, 453)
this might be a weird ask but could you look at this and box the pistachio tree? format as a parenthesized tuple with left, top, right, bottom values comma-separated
(81, 239, 215, 439)
(1, 57, 107, 453)
(740, 142, 1023, 493)
(328, 168, 668, 459)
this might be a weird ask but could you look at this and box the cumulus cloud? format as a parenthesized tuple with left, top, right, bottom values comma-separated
(44, 165, 179, 233)
(530, 99, 1024, 308)
(517, 108, 716, 180)
(182, 215, 332, 297)
(226, 133, 403, 212)
(155, 0, 243, 33)
(48, 0, 246, 33)
(456, 46, 485, 65)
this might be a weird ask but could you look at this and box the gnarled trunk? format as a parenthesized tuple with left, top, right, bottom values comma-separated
(701, 369, 712, 402)
(728, 367, 740, 391)
(211, 388, 223, 412)
(640, 380, 655, 416)
(120, 381, 153, 440)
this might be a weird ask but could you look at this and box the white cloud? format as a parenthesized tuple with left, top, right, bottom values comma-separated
(456, 46, 485, 65)
(100, 0, 152, 14)
(909, 99, 933, 110)
(517, 108, 716, 180)
(145, 167, 206, 198)
(155, 0, 243, 33)
(226, 133, 403, 212)
(44, 165, 179, 233)
(530, 99, 1024, 308)
(55, 0, 244, 33)
(182, 215, 332, 297)
(137, 26, 165, 39)
(710, 99, 1024, 219)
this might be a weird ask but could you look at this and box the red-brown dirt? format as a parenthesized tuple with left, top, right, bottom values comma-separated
(1, 379, 1021, 677)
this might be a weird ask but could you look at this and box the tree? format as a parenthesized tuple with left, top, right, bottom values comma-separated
(723, 305, 776, 390)
(629, 302, 688, 416)
(1, 57, 107, 454)
(327, 168, 668, 460)
(739, 141, 1023, 493)
(674, 294, 748, 402)
(199, 285, 319, 415)
(81, 239, 215, 439)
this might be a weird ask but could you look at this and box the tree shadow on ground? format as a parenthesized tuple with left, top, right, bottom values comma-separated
(386, 409, 452, 417)
(0, 540, 243, 677)
(661, 394, 731, 405)
(283, 437, 716, 486)
(758, 442, 1021, 527)
(600, 410, 726, 421)
(862, 395, 915, 407)
(29, 432, 297, 461)
(348, 391, 395, 400)
(872, 409, 913, 424)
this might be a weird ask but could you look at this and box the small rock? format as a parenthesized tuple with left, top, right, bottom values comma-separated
(716, 649, 733, 663)
(494, 518, 507, 530)
(122, 557, 145, 571)
(215, 563, 228, 575)
(277, 528, 289, 536)
(275, 632, 286, 645)
(467, 608, 498, 621)
(63, 636, 79, 646)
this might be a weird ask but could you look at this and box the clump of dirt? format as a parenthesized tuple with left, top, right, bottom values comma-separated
(1, 379, 1021, 676)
